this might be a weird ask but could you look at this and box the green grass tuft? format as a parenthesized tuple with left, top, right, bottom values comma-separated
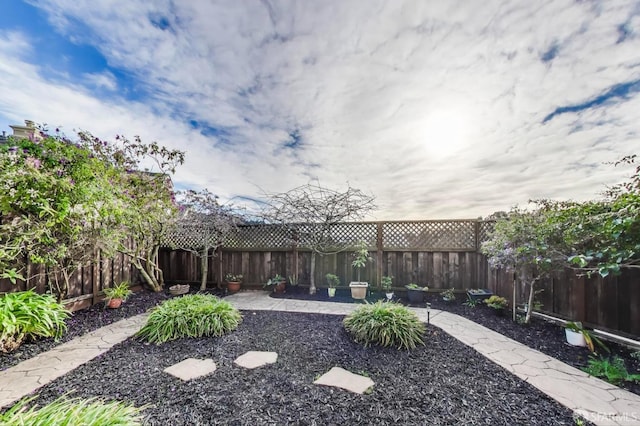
(0, 290, 69, 353)
(343, 301, 425, 350)
(136, 294, 242, 344)
(0, 395, 147, 425)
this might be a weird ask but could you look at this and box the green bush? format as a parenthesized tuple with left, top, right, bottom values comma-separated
(1, 395, 146, 425)
(583, 356, 640, 385)
(136, 294, 242, 344)
(0, 290, 70, 353)
(343, 301, 425, 350)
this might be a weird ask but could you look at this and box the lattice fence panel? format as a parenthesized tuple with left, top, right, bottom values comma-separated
(296, 222, 378, 249)
(478, 221, 496, 244)
(225, 225, 293, 249)
(163, 225, 214, 249)
(382, 221, 476, 250)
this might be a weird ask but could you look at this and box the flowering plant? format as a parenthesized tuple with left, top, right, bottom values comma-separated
(225, 273, 243, 282)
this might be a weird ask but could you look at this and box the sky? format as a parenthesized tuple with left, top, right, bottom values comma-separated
(1, 0, 639, 220)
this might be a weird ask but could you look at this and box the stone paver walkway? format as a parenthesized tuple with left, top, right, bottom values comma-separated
(1, 291, 639, 425)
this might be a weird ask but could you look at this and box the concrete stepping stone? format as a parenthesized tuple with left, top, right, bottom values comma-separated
(313, 366, 374, 394)
(234, 351, 278, 369)
(164, 358, 216, 381)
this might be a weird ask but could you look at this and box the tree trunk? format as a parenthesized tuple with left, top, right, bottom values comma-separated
(200, 246, 209, 291)
(309, 253, 316, 295)
(133, 258, 161, 292)
(524, 273, 536, 324)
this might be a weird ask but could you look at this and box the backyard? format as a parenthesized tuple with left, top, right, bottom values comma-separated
(0, 290, 592, 425)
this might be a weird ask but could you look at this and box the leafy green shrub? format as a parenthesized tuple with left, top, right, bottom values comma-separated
(343, 301, 425, 350)
(1, 395, 146, 425)
(137, 294, 242, 344)
(484, 295, 508, 309)
(583, 356, 640, 385)
(0, 290, 69, 353)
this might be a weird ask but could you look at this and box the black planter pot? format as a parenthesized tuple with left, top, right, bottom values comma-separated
(466, 289, 493, 303)
(406, 289, 425, 304)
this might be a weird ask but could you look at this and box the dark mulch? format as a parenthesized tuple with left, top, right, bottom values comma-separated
(0, 290, 173, 371)
(273, 286, 640, 396)
(22, 310, 585, 425)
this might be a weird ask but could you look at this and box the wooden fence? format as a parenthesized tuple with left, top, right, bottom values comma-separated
(2, 218, 638, 338)
(0, 247, 139, 312)
(160, 219, 640, 339)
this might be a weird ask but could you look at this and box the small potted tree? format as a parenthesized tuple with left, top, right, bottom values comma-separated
(326, 273, 340, 297)
(349, 243, 371, 299)
(264, 274, 287, 294)
(381, 276, 393, 300)
(405, 283, 428, 304)
(224, 273, 243, 293)
(440, 288, 456, 302)
(103, 281, 133, 309)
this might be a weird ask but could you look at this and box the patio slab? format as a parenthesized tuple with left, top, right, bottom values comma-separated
(234, 351, 278, 369)
(164, 358, 217, 381)
(313, 366, 374, 394)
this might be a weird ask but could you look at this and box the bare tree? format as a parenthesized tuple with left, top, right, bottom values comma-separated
(172, 189, 241, 290)
(261, 182, 376, 294)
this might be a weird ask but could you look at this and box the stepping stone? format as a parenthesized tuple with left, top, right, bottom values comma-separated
(234, 351, 278, 369)
(163, 358, 216, 381)
(313, 366, 374, 394)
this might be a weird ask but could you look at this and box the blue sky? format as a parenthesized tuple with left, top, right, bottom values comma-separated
(1, 0, 639, 219)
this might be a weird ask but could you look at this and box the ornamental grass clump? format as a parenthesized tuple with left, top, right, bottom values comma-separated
(0, 395, 146, 425)
(343, 301, 425, 350)
(0, 290, 70, 353)
(137, 294, 242, 344)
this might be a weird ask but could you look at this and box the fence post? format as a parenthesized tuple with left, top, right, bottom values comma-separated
(92, 248, 101, 305)
(376, 222, 383, 289)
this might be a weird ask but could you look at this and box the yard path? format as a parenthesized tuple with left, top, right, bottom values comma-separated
(0, 291, 638, 425)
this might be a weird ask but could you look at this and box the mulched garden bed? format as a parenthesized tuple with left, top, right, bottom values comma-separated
(0, 290, 173, 372)
(19, 310, 585, 425)
(272, 286, 640, 396)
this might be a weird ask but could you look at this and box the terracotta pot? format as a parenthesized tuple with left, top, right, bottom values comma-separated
(227, 281, 241, 293)
(107, 298, 122, 309)
(274, 281, 286, 294)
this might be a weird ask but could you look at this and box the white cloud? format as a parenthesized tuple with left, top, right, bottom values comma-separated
(1, 0, 639, 219)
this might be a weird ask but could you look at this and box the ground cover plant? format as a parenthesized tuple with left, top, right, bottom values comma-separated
(16, 311, 584, 425)
(1, 395, 146, 425)
(343, 301, 425, 349)
(136, 294, 242, 344)
(0, 290, 69, 353)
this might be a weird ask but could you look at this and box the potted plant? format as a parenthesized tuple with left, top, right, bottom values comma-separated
(381, 275, 393, 300)
(264, 274, 286, 294)
(224, 273, 243, 293)
(440, 288, 455, 302)
(565, 321, 607, 353)
(405, 283, 428, 304)
(484, 295, 508, 316)
(326, 273, 340, 297)
(466, 288, 493, 303)
(103, 281, 133, 309)
(349, 243, 371, 299)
